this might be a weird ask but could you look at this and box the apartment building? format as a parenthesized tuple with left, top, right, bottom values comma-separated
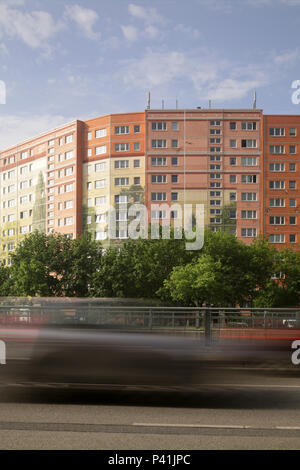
(0, 108, 298, 264)
(146, 109, 263, 244)
(264, 115, 300, 248)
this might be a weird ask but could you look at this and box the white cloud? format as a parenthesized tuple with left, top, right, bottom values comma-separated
(0, 42, 8, 56)
(119, 49, 267, 103)
(121, 25, 138, 42)
(0, 4, 63, 49)
(144, 25, 160, 39)
(64, 4, 100, 40)
(0, 114, 74, 150)
(274, 49, 300, 65)
(128, 3, 163, 24)
(174, 24, 201, 39)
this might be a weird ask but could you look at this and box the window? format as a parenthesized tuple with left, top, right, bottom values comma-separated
(210, 191, 221, 197)
(290, 181, 296, 189)
(171, 175, 178, 183)
(95, 231, 107, 241)
(87, 149, 92, 157)
(95, 162, 106, 172)
(115, 195, 128, 204)
(152, 175, 167, 184)
(171, 192, 178, 201)
(96, 145, 107, 155)
(95, 179, 106, 189)
(210, 182, 221, 188)
(210, 121, 221, 126)
(134, 160, 140, 168)
(171, 157, 178, 166)
(290, 216, 296, 225)
(242, 157, 257, 166)
(116, 230, 128, 239)
(241, 228, 256, 237)
(270, 163, 284, 171)
(290, 163, 296, 171)
(210, 165, 221, 170)
(242, 210, 257, 219)
(134, 125, 140, 133)
(242, 175, 257, 184)
(230, 192, 236, 201)
(210, 200, 221, 206)
(151, 157, 166, 166)
(115, 143, 129, 152)
(290, 198, 296, 207)
(95, 128, 107, 138)
(134, 142, 141, 151)
(9, 156, 15, 164)
(229, 210, 236, 219)
(65, 200, 73, 209)
(115, 160, 129, 169)
(270, 216, 284, 225)
(269, 234, 285, 243)
(115, 126, 129, 135)
(230, 122, 236, 130)
(65, 150, 74, 160)
(65, 183, 73, 193)
(242, 122, 257, 131)
(96, 213, 106, 223)
(242, 192, 257, 201)
(59, 138, 64, 146)
(87, 132, 92, 140)
(152, 122, 167, 131)
(269, 128, 284, 136)
(230, 140, 236, 148)
(289, 145, 296, 154)
(290, 234, 296, 243)
(65, 134, 73, 144)
(210, 147, 221, 153)
(290, 128, 296, 137)
(95, 196, 106, 206)
(152, 140, 167, 148)
(230, 175, 237, 184)
(210, 129, 221, 135)
(270, 198, 284, 207)
(210, 155, 221, 161)
(230, 157, 236, 166)
(115, 177, 129, 186)
(270, 145, 284, 154)
(269, 181, 284, 189)
(171, 140, 178, 148)
(151, 193, 167, 201)
(134, 177, 140, 185)
(241, 139, 256, 148)
(210, 138, 221, 144)
(172, 122, 178, 131)
(86, 216, 92, 225)
(65, 167, 73, 176)
(21, 151, 28, 160)
(64, 217, 73, 226)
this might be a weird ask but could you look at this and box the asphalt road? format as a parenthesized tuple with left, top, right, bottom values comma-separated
(1, 370, 300, 450)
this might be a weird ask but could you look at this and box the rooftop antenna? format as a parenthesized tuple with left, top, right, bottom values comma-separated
(209, 100, 211, 109)
(253, 90, 257, 110)
(162, 99, 164, 110)
(147, 91, 151, 110)
(176, 99, 178, 109)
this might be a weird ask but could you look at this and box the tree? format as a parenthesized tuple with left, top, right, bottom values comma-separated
(162, 231, 277, 307)
(90, 228, 198, 299)
(10, 231, 103, 297)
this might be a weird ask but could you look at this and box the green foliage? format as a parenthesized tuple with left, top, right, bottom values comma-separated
(9, 231, 102, 297)
(90, 228, 197, 299)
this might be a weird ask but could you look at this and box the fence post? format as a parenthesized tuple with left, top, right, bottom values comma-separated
(196, 311, 200, 329)
(149, 308, 152, 330)
(204, 307, 211, 346)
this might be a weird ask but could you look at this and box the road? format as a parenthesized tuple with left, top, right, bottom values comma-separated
(1, 370, 300, 450)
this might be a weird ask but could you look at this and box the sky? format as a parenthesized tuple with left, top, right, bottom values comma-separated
(0, 0, 300, 149)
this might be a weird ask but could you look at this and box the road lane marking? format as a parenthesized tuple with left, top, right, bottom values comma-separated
(133, 423, 251, 429)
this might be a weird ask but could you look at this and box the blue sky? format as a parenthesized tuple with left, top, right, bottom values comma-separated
(0, 0, 300, 149)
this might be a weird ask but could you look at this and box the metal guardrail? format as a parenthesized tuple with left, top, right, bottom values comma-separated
(0, 302, 299, 335)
